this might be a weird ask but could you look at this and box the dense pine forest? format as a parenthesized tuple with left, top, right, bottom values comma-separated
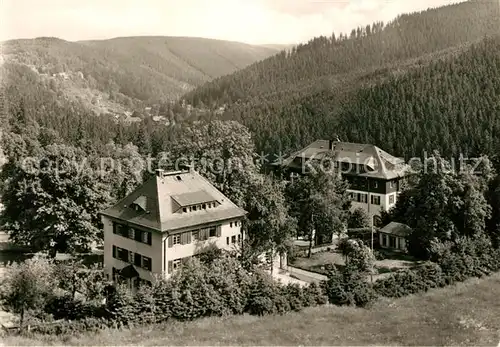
(1, 0, 500, 164)
(183, 0, 500, 160)
(337, 37, 500, 159)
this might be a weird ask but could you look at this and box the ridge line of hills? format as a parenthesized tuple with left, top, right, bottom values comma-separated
(0, 35, 287, 117)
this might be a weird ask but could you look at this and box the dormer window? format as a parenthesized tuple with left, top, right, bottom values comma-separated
(130, 196, 147, 213)
(172, 191, 219, 214)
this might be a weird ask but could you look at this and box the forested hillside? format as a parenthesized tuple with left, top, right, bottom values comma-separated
(0, 61, 180, 157)
(337, 37, 500, 159)
(183, 0, 500, 159)
(1, 36, 280, 106)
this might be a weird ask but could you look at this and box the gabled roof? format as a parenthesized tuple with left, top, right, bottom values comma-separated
(100, 169, 246, 233)
(280, 140, 409, 180)
(380, 222, 412, 237)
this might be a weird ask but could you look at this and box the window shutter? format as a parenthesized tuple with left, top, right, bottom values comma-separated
(147, 232, 152, 245)
(168, 236, 173, 248)
(112, 245, 116, 258)
(216, 225, 221, 237)
(186, 232, 191, 244)
(180, 233, 186, 245)
(134, 253, 142, 267)
(168, 260, 173, 273)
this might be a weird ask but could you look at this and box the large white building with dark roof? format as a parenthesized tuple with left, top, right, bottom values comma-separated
(277, 139, 410, 220)
(100, 167, 247, 289)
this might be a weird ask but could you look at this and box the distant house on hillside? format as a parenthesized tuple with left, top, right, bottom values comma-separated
(152, 115, 167, 122)
(52, 72, 69, 80)
(100, 167, 247, 290)
(378, 222, 411, 253)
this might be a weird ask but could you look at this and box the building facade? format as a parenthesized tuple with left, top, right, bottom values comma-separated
(378, 221, 411, 253)
(277, 139, 409, 221)
(100, 167, 247, 289)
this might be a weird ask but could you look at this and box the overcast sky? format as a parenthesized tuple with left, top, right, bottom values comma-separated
(1, 0, 464, 45)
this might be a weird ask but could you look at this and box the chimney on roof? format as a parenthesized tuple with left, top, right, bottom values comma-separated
(179, 164, 194, 173)
(329, 136, 341, 150)
(155, 169, 165, 178)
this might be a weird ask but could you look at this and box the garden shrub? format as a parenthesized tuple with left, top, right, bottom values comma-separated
(133, 284, 157, 325)
(105, 284, 137, 326)
(323, 264, 376, 307)
(281, 283, 305, 311)
(373, 250, 386, 261)
(245, 270, 283, 316)
(204, 257, 252, 315)
(150, 280, 172, 323)
(167, 259, 226, 320)
(303, 282, 328, 306)
(374, 236, 500, 299)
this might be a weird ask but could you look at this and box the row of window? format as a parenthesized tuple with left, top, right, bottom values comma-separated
(229, 221, 240, 227)
(169, 225, 221, 246)
(113, 222, 152, 245)
(381, 234, 398, 249)
(169, 257, 188, 273)
(226, 234, 241, 245)
(181, 201, 218, 213)
(350, 193, 399, 206)
(348, 179, 397, 190)
(112, 245, 152, 271)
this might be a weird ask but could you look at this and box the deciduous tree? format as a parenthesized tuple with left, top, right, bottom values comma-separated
(0, 144, 111, 257)
(286, 164, 350, 257)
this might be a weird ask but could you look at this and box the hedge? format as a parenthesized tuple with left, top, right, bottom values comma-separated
(19, 238, 500, 336)
(374, 238, 500, 298)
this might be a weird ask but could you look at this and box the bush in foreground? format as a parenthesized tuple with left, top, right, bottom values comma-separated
(323, 264, 377, 307)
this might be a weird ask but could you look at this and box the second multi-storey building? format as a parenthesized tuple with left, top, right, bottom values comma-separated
(100, 167, 247, 289)
(276, 139, 409, 222)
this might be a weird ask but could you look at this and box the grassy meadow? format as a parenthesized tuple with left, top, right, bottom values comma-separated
(4, 272, 500, 346)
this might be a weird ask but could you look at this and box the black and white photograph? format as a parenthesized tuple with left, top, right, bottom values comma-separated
(0, 0, 500, 345)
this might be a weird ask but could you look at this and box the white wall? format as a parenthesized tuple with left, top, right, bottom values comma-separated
(163, 220, 242, 276)
(347, 188, 397, 217)
(104, 216, 245, 281)
(379, 232, 407, 252)
(102, 215, 163, 282)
